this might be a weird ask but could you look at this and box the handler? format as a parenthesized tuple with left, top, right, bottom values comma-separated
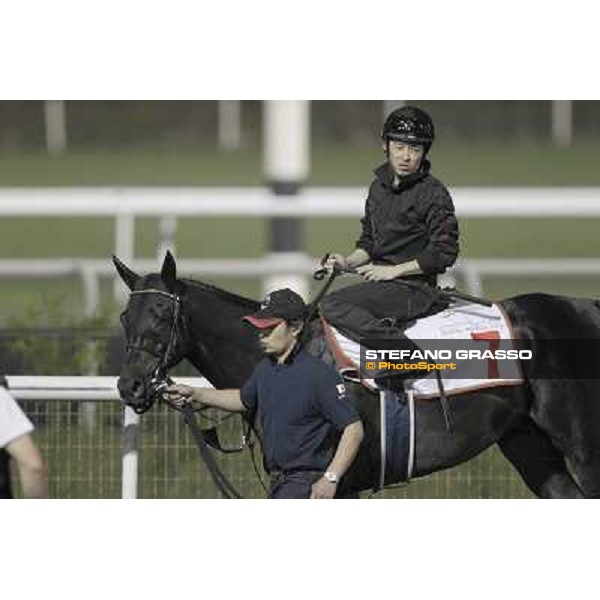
(165, 288, 364, 499)
(321, 106, 459, 359)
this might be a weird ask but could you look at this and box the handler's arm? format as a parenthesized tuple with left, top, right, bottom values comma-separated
(165, 384, 245, 413)
(311, 420, 364, 499)
(326, 420, 364, 480)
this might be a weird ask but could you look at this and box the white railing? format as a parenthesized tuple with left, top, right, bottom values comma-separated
(2, 256, 600, 315)
(1, 186, 599, 302)
(6, 376, 211, 499)
(2, 186, 600, 262)
(3, 186, 600, 216)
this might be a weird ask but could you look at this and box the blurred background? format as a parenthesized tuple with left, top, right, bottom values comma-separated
(3, 99, 600, 499)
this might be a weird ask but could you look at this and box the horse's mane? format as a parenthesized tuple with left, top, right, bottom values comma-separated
(180, 278, 259, 310)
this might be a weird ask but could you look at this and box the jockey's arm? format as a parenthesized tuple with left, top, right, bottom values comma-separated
(392, 259, 423, 277)
(344, 248, 371, 269)
(165, 385, 245, 413)
(324, 248, 369, 272)
(356, 258, 424, 282)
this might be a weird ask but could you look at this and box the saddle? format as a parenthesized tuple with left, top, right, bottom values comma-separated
(318, 301, 524, 400)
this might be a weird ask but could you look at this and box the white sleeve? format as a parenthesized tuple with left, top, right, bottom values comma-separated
(0, 387, 34, 448)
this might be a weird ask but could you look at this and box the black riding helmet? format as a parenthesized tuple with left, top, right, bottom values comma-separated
(382, 105, 435, 154)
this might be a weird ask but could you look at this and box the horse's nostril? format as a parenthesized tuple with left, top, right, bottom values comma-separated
(118, 376, 146, 401)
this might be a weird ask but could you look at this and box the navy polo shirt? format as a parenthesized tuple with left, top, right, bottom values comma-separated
(240, 349, 360, 474)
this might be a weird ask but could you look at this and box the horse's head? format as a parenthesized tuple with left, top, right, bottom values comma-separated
(114, 251, 190, 413)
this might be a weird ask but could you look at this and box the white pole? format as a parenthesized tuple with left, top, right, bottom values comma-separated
(44, 100, 67, 156)
(81, 267, 100, 318)
(383, 100, 405, 122)
(264, 101, 310, 183)
(114, 212, 135, 305)
(263, 100, 310, 298)
(218, 100, 241, 151)
(122, 406, 140, 499)
(552, 100, 573, 148)
(157, 216, 177, 262)
(81, 267, 101, 430)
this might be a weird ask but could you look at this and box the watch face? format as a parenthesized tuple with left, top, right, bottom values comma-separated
(324, 471, 338, 483)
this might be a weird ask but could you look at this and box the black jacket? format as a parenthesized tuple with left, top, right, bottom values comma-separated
(356, 161, 459, 278)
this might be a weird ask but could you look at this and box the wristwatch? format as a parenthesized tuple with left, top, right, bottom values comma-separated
(324, 470, 339, 484)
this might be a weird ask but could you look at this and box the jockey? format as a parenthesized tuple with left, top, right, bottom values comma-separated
(321, 105, 460, 384)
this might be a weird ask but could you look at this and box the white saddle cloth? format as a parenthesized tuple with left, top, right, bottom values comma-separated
(330, 302, 524, 399)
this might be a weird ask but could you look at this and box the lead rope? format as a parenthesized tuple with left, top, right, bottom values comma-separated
(181, 404, 244, 499)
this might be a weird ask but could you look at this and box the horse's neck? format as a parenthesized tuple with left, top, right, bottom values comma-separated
(181, 282, 328, 389)
(182, 282, 262, 389)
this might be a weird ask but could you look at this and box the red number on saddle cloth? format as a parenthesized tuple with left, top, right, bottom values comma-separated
(470, 330, 501, 379)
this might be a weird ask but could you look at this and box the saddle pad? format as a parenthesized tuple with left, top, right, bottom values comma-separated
(326, 302, 524, 399)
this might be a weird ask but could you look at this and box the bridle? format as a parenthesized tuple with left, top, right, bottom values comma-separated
(124, 288, 183, 414)
(122, 287, 252, 499)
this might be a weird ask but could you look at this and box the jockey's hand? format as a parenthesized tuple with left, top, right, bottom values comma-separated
(323, 253, 347, 273)
(163, 383, 198, 409)
(356, 264, 399, 282)
(310, 477, 337, 499)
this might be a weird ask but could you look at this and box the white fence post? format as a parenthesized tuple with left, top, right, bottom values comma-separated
(122, 406, 140, 499)
(157, 216, 178, 262)
(263, 100, 311, 298)
(44, 100, 67, 156)
(114, 211, 135, 305)
(383, 100, 404, 122)
(218, 100, 242, 151)
(552, 100, 573, 148)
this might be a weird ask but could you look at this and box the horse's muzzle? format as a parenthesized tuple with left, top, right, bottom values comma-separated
(117, 375, 157, 414)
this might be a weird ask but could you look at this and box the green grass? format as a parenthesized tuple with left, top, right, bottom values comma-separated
(2, 140, 600, 186)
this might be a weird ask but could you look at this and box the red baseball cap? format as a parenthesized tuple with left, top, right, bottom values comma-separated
(243, 288, 307, 330)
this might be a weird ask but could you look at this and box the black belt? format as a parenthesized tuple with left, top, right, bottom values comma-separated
(269, 468, 322, 481)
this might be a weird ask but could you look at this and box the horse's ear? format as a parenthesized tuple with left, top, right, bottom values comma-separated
(112, 255, 140, 291)
(161, 250, 177, 291)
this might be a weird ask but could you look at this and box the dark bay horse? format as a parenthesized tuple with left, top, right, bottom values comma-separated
(115, 252, 600, 498)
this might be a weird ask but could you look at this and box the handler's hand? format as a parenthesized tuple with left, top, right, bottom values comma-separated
(323, 253, 347, 273)
(310, 477, 337, 499)
(163, 383, 197, 409)
(356, 264, 399, 282)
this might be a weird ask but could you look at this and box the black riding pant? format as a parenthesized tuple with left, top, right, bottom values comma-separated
(269, 470, 358, 499)
(320, 279, 438, 344)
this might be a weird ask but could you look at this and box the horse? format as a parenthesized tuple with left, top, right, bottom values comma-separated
(114, 251, 600, 498)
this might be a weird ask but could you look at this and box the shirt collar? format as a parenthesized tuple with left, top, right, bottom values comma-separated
(267, 342, 303, 366)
